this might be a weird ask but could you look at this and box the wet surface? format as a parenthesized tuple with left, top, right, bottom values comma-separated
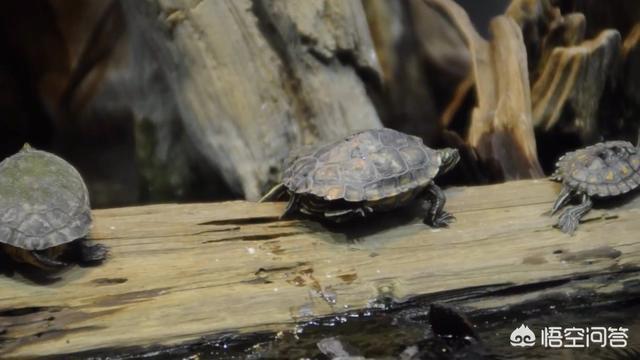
(69, 297, 640, 360)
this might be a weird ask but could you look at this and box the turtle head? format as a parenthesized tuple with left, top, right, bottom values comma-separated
(438, 148, 460, 174)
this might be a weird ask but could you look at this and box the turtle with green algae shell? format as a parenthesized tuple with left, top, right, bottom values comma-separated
(0, 144, 107, 270)
(260, 128, 460, 226)
(551, 140, 640, 234)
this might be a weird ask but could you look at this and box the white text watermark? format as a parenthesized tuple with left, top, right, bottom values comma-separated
(510, 324, 628, 348)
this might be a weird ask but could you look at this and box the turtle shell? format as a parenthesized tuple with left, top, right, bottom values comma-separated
(0, 146, 91, 250)
(282, 128, 441, 202)
(552, 141, 640, 197)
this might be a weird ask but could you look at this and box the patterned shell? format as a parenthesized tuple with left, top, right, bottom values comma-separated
(552, 141, 640, 197)
(282, 128, 441, 202)
(0, 146, 91, 250)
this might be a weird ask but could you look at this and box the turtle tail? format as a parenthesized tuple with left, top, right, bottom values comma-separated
(259, 183, 287, 202)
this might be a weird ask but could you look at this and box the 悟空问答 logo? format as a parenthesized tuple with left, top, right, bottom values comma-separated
(510, 324, 536, 347)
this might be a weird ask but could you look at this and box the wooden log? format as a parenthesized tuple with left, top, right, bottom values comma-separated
(2, 179, 640, 358)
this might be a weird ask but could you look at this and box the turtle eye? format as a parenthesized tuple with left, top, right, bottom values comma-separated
(596, 150, 612, 160)
(610, 146, 628, 156)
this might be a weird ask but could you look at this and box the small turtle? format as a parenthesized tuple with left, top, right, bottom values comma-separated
(0, 144, 107, 270)
(260, 128, 460, 225)
(551, 140, 640, 234)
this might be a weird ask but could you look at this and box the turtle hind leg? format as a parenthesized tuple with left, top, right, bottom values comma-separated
(556, 194, 593, 235)
(32, 251, 69, 269)
(422, 184, 455, 228)
(551, 186, 574, 215)
(0, 247, 15, 276)
(322, 207, 371, 223)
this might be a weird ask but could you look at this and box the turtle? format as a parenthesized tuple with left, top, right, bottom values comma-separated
(260, 128, 460, 226)
(550, 140, 640, 234)
(0, 144, 107, 270)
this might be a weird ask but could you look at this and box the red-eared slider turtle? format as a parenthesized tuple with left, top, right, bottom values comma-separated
(260, 128, 460, 226)
(0, 144, 107, 270)
(551, 141, 640, 234)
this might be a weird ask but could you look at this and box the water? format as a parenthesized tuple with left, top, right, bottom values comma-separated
(84, 298, 640, 359)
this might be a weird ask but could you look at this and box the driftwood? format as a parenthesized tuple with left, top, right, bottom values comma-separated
(405, 0, 640, 179)
(553, 0, 640, 39)
(3, 0, 638, 204)
(622, 24, 640, 111)
(422, 0, 544, 180)
(120, 0, 383, 201)
(362, 0, 471, 145)
(1, 179, 640, 358)
(506, 0, 636, 142)
(529, 28, 620, 138)
(361, 0, 439, 143)
(506, 0, 586, 77)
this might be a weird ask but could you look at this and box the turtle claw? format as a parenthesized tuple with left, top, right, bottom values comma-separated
(79, 243, 108, 264)
(354, 206, 374, 218)
(554, 194, 592, 235)
(556, 212, 578, 235)
(354, 208, 366, 217)
(425, 211, 455, 228)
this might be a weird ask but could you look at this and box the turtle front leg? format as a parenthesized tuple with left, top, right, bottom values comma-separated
(280, 193, 300, 219)
(422, 184, 455, 228)
(556, 194, 592, 235)
(78, 242, 108, 264)
(551, 185, 574, 215)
